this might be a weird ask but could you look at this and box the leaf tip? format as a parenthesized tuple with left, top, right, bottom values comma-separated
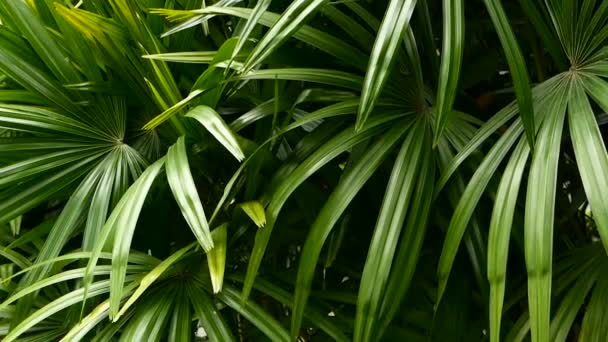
(239, 201, 266, 228)
(436, 276, 448, 309)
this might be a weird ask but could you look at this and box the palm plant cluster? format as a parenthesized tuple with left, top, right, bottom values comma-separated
(0, 0, 607, 341)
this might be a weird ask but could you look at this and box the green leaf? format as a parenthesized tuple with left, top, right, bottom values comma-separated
(8, 154, 114, 323)
(238, 201, 266, 228)
(376, 135, 434, 336)
(291, 120, 413, 339)
(90, 310, 135, 342)
(517, 0, 567, 69)
(403, 28, 425, 99)
(115, 243, 195, 320)
(109, 0, 182, 105)
(0, 32, 80, 116)
(80, 158, 165, 321)
(570, 75, 608, 253)
(324, 213, 348, 269)
(189, 38, 241, 108)
(142, 89, 204, 130)
(0, 152, 103, 227)
(435, 74, 565, 194)
(0, 104, 110, 140)
(0, 1, 80, 84)
(108, 158, 166, 320)
(61, 299, 112, 342)
(437, 119, 524, 301)
(238, 68, 365, 92)
(168, 288, 192, 342)
(228, 274, 349, 341)
(414, 0, 440, 80)
(83, 152, 120, 251)
(436, 75, 570, 302)
(143, 51, 217, 63)
(434, 103, 518, 193)
(240, 0, 329, 72)
(1, 250, 156, 286)
(187, 284, 236, 342)
(0, 248, 31, 270)
(354, 119, 427, 341)
(155, 6, 368, 70)
(582, 72, 608, 111)
(230, 0, 271, 69)
(0, 90, 47, 105)
(0, 147, 107, 188)
(241, 114, 406, 304)
(433, 0, 465, 144)
(215, 284, 290, 342)
(483, 0, 535, 148)
(207, 224, 228, 294)
(120, 289, 176, 341)
(185, 105, 245, 161)
(210, 100, 391, 226)
(579, 270, 608, 341)
(0, 266, 143, 311)
(14, 330, 66, 342)
(230, 98, 290, 133)
(487, 139, 530, 342)
(320, 5, 375, 51)
(3, 276, 139, 342)
(166, 136, 215, 251)
(524, 81, 568, 342)
(5, 219, 53, 250)
(549, 265, 597, 342)
(356, 0, 417, 131)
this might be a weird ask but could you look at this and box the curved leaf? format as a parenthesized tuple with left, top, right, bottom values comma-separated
(433, 0, 465, 144)
(483, 0, 535, 147)
(487, 139, 530, 342)
(115, 243, 195, 320)
(3, 276, 139, 342)
(241, 114, 407, 304)
(524, 81, 568, 342)
(570, 76, 608, 252)
(291, 120, 413, 339)
(109, 158, 166, 320)
(166, 136, 214, 251)
(185, 106, 245, 161)
(356, 0, 417, 130)
(187, 284, 236, 342)
(354, 119, 427, 341)
(437, 119, 524, 301)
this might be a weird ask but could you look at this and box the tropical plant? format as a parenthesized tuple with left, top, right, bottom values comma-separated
(0, 0, 607, 341)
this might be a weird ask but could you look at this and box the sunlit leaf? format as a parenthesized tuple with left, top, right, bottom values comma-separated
(185, 105, 245, 161)
(238, 201, 266, 228)
(166, 136, 214, 251)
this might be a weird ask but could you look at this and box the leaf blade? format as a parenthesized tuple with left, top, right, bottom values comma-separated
(291, 121, 412, 339)
(571, 75, 608, 252)
(433, 0, 465, 144)
(487, 140, 530, 342)
(166, 136, 214, 251)
(524, 83, 568, 342)
(356, 0, 417, 130)
(207, 224, 228, 294)
(483, 0, 536, 147)
(186, 105, 245, 161)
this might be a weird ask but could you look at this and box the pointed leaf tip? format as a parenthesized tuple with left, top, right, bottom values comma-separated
(357, 0, 417, 135)
(239, 201, 266, 228)
(186, 105, 246, 161)
(208, 224, 228, 294)
(167, 136, 214, 252)
(433, 0, 465, 141)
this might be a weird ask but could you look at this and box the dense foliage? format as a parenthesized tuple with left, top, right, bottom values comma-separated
(0, 0, 607, 341)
